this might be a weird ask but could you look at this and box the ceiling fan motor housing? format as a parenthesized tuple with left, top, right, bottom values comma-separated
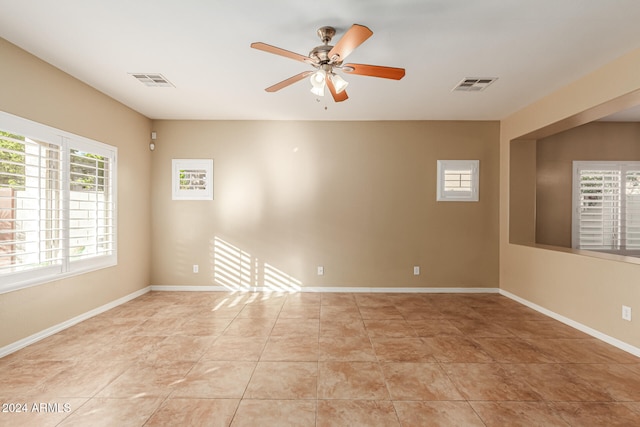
(309, 44, 333, 64)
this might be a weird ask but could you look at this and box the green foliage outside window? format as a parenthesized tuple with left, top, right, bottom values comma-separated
(70, 149, 106, 191)
(0, 131, 26, 189)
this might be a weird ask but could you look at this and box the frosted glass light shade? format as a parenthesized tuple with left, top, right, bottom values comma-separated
(329, 73, 349, 93)
(309, 70, 326, 96)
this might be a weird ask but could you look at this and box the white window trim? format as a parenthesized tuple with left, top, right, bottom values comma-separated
(0, 111, 117, 294)
(436, 160, 479, 202)
(172, 159, 214, 200)
(572, 160, 640, 256)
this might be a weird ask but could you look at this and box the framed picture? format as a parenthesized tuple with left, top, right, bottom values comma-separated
(172, 159, 214, 200)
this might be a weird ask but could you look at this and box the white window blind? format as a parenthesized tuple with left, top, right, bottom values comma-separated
(0, 111, 117, 293)
(68, 148, 115, 262)
(444, 169, 473, 192)
(626, 169, 640, 249)
(0, 134, 63, 275)
(572, 161, 640, 255)
(436, 160, 479, 202)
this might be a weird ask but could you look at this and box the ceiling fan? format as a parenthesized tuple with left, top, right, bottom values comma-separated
(251, 24, 405, 102)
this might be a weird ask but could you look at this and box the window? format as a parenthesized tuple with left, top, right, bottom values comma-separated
(436, 160, 479, 202)
(172, 159, 213, 200)
(572, 161, 640, 256)
(0, 111, 117, 293)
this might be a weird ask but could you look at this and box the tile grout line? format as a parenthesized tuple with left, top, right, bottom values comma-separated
(228, 293, 286, 425)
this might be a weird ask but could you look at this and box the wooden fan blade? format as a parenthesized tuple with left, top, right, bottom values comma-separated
(326, 77, 348, 102)
(251, 42, 314, 64)
(328, 24, 373, 63)
(265, 71, 313, 92)
(342, 63, 405, 80)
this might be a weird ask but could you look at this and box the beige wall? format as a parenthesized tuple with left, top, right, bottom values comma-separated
(0, 39, 152, 348)
(509, 139, 537, 245)
(501, 48, 640, 348)
(536, 122, 640, 247)
(150, 120, 500, 290)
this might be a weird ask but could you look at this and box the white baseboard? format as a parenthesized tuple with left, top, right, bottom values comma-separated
(500, 289, 640, 358)
(150, 285, 500, 294)
(301, 287, 500, 293)
(150, 285, 230, 292)
(0, 286, 151, 358)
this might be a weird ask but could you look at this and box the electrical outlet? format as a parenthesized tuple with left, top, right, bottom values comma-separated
(622, 305, 632, 321)
(193, 264, 199, 274)
(317, 266, 324, 276)
(413, 266, 420, 275)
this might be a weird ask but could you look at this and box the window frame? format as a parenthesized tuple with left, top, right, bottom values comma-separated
(436, 159, 479, 202)
(572, 160, 640, 256)
(0, 111, 117, 294)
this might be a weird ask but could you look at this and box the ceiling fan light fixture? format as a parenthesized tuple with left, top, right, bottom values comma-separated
(309, 69, 326, 96)
(310, 69, 326, 86)
(310, 85, 325, 97)
(329, 73, 349, 93)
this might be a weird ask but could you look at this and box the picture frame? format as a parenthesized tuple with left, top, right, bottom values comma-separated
(171, 159, 214, 200)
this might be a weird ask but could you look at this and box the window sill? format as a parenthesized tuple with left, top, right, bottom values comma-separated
(0, 257, 117, 295)
(509, 241, 640, 266)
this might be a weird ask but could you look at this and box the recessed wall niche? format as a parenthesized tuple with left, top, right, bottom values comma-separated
(509, 89, 640, 263)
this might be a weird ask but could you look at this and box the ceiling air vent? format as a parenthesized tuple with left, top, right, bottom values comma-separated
(452, 77, 497, 92)
(129, 73, 174, 87)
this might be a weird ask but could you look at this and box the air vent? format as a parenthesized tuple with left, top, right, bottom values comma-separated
(452, 77, 497, 92)
(129, 73, 174, 87)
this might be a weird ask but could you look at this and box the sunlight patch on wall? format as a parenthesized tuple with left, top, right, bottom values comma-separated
(211, 236, 302, 292)
(213, 237, 253, 291)
(264, 263, 302, 292)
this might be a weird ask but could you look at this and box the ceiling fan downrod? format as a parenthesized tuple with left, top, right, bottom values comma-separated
(317, 26, 336, 44)
(310, 27, 339, 66)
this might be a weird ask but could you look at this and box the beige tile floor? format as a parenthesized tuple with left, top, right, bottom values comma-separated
(1, 291, 640, 426)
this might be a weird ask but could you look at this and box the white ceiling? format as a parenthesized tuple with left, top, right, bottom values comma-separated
(2, 0, 640, 121)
